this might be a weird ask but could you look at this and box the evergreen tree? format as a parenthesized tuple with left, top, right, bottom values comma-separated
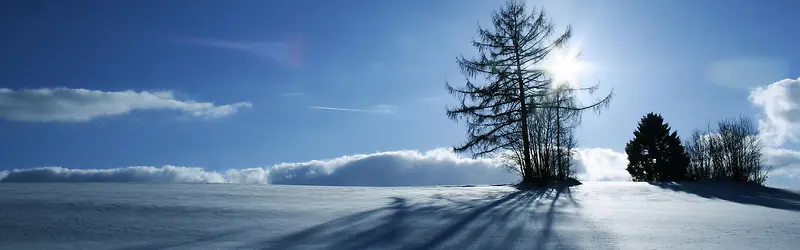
(664, 131, 690, 181)
(446, 0, 612, 184)
(625, 113, 689, 181)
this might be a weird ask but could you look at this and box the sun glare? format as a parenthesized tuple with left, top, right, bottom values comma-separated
(546, 47, 585, 88)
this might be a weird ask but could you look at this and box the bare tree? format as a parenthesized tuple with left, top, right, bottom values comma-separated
(446, 1, 612, 184)
(686, 130, 709, 180)
(500, 88, 581, 181)
(685, 117, 771, 184)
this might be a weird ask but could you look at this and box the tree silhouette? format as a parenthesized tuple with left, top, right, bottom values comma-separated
(446, 0, 612, 184)
(500, 85, 583, 182)
(625, 113, 689, 181)
(685, 117, 770, 184)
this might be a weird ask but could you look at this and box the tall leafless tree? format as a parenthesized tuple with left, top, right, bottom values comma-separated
(446, 1, 612, 184)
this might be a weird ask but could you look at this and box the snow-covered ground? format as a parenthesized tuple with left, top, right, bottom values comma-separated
(1, 182, 798, 249)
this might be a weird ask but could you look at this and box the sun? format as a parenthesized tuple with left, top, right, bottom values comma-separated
(545, 47, 585, 88)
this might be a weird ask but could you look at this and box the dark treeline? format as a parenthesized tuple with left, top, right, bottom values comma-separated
(445, 0, 612, 185)
(625, 113, 770, 185)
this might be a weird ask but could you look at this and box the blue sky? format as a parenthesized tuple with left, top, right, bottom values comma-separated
(1, 0, 799, 187)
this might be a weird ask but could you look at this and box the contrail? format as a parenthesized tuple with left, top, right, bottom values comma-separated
(309, 106, 373, 113)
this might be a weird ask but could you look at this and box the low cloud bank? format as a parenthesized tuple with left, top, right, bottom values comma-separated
(0, 166, 241, 183)
(267, 148, 513, 186)
(0, 148, 632, 185)
(573, 148, 630, 181)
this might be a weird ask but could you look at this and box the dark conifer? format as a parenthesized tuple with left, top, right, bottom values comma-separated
(625, 113, 688, 181)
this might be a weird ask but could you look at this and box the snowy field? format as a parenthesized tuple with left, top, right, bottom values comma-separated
(1, 182, 798, 250)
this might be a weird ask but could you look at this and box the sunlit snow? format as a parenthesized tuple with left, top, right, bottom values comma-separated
(1, 182, 797, 249)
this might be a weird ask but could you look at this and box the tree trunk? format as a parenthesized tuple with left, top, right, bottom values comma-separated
(555, 93, 563, 180)
(511, 17, 534, 183)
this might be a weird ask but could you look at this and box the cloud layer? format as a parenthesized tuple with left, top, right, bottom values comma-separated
(0, 148, 630, 185)
(0, 88, 251, 122)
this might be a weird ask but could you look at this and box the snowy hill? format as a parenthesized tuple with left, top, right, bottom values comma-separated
(1, 182, 798, 249)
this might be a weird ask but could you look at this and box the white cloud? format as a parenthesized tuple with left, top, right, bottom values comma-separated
(763, 147, 800, 180)
(0, 148, 630, 185)
(0, 88, 251, 122)
(309, 104, 397, 114)
(771, 168, 800, 181)
(573, 148, 630, 181)
(748, 77, 800, 181)
(763, 147, 800, 166)
(749, 78, 800, 146)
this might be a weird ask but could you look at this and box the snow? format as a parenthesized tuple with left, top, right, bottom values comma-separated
(0, 182, 798, 249)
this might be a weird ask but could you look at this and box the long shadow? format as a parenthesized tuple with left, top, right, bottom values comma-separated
(650, 181, 800, 212)
(252, 184, 594, 250)
(413, 189, 541, 250)
(535, 187, 562, 250)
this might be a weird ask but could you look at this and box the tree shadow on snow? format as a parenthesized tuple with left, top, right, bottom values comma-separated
(251, 185, 606, 250)
(650, 182, 800, 212)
